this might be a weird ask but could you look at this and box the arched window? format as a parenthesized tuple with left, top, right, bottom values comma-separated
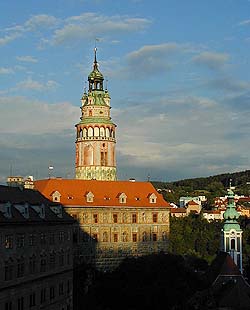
(88, 127, 93, 137)
(83, 128, 87, 138)
(105, 128, 110, 137)
(100, 127, 105, 137)
(94, 127, 99, 137)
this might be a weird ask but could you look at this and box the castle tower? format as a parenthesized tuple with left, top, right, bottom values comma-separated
(75, 48, 117, 181)
(221, 184, 243, 273)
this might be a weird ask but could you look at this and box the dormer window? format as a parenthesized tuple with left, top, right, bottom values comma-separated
(51, 191, 61, 203)
(148, 193, 157, 204)
(86, 191, 94, 203)
(118, 193, 127, 204)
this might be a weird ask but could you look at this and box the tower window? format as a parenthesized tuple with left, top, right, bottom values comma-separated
(231, 239, 235, 250)
(101, 151, 108, 166)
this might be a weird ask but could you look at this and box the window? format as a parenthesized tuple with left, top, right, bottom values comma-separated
(50, 287, 55, 300)
(40, 233, 46, 245)
(5, 302, 12, 310)
(17, 297, 24, 310)
(17, 234, 25, 248)
(132, 213, 137, 224)
(152, 213, 158, 223)
(118, 193, 127, 204)
(93, 214, 98, 223)
(59, 231, 65, 242)
(67, 280, 70, 294)
(101, 151, 108, 166)
(29, 255, 36, 274)
(52, 191, 61, 203)
(149, 193, 157, 203)
(162, 231, 167, 241)
(59, 283, 64, 295)
(49, 233, 55, 245)
(5, 259, 14, 281)
(113, 233, 118, 242)
(113, 213, 118, 223)
(59, 251, 64, 266)
(40, 257, 46, 272)
(29, 292, 36, 307)
(152, 233, 157, 242)
(5, 235, 13, 249)
(40, 288, 46, 304)
(132, 233, 137, 242)
(17, 257, 25, 278)
(122, 232, 128, 242)
(49, 252, 56, 269)
(103, 232, 108, 242)
(86, 192, 94, 203)
(29, 234, 35, 246)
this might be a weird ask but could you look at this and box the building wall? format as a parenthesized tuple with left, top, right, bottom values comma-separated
(0, 222, 73, 310)
(67, 206, 170, 270)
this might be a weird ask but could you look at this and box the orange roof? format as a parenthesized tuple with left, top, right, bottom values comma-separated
(187, 200, 199, 206)
(170, 207, 186, 213)
(34, 179, 170, 208)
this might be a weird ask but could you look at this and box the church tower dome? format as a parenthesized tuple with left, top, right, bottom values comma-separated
(75, 48, 117, 181)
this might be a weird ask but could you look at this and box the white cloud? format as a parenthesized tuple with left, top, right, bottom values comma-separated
(238, 19, 250, 26)
(0, 96, 78, 134)
(16, 55, 38, 63)
(0, 67, 14, 74)
(192, 51, 229, 69)
(51, 13, 151, 45)
(24, 14, 59, 31)
(16, 78, 59, 91)
(0, 33, 21, 46)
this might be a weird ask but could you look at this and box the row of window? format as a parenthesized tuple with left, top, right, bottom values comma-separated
(77, 126, 115, 139)
(3, 231, 70, 249)
(4, 251, 71, 281)
(72, 212, 164, 224)
(4, 280, 71, 310)
(89, 231, 168, 243)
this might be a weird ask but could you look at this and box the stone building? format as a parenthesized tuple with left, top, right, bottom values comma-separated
(34, 178, 170, 270)
(0, 185, 75, 310)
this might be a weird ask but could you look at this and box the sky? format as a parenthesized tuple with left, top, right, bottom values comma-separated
(0, 0, 250, 183)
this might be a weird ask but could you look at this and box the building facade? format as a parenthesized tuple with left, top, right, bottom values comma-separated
(0, 185, 75, 310)
(34, 179, 171, 271)
(75, 48, 117, 181)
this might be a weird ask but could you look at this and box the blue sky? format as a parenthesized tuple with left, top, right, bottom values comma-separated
(0, 0, 250, 183)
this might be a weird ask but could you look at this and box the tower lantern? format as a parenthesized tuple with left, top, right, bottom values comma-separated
(75, 48, 117, 181)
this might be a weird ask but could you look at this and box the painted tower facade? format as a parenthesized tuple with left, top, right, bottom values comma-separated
(221, 185, 243, 273)
(75, 48, 117, 181)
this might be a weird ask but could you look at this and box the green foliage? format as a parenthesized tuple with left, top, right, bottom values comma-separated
(81, 253, 204, 310)
(169, 214, 223, 263)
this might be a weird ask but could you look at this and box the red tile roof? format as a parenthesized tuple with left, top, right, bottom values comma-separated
(170, 207, 186, 213)
(34, 179, 170, 208)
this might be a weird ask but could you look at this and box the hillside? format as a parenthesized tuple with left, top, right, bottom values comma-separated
(151, 170, 250, 206)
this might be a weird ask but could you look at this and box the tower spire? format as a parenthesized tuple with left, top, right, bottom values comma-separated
(75, 48, 117, 181)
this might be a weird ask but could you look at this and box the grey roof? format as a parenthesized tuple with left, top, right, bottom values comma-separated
(0, 185, 75, 224)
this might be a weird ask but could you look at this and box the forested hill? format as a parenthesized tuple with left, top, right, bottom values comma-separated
(151, 170, 250, 205)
